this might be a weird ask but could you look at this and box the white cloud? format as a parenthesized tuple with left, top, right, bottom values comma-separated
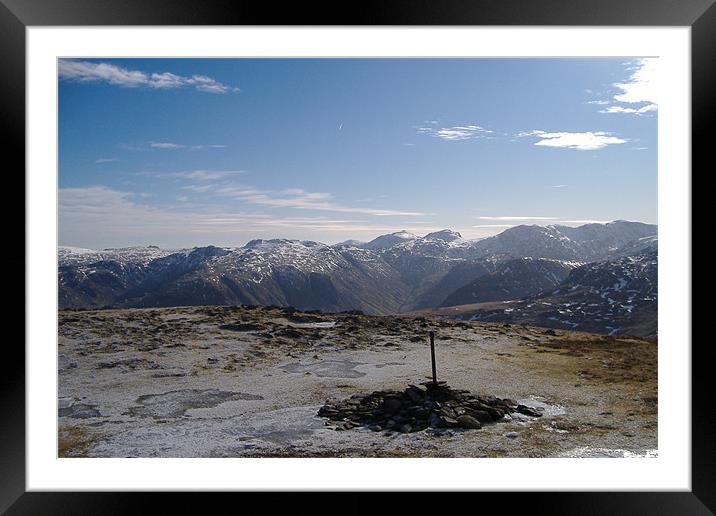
(592, 59, 658, 116)
(59, 60, 147, 87)
(95, 157, 119, 163)
(58, 60, 237, 94)
(178, 170, 243, 181)
(150, 142, 185, 149)
(613, 58, 657, 105)
(478, 216, 557, 221)
(551, 184, 569, 188)
(599, 104, 657, 115)
(141, 170, 245, 181)
(190, 144, 228, 150)
(147, 142, 227, 150)
(416, 124, 493, 141)
(472, 224, 515, 228)
(518, 130, 627, 151)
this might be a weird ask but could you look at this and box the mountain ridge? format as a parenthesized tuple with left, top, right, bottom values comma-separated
(58, 221, 657, 337)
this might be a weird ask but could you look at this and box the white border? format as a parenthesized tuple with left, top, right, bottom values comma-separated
(27, 27, 691, 491)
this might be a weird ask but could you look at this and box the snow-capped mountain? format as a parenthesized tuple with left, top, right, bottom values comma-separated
(469, 220, 656, 262)
(423, 229, 463, 242)
(360, 230, 418, 250)
(611, 234, 658, 258)
(58, 245, 178, 266)
(332, 239, 365, 248)
(453, 248, 657, 338)
(58, 221, 658, 336)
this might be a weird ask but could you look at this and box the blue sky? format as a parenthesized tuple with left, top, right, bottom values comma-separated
(58, 58, 657, 249)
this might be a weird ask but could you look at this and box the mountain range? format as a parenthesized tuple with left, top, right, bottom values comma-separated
(58, 220, 658, 338)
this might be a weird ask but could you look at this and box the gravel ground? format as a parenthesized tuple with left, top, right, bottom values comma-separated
(58, 305, 657, 458)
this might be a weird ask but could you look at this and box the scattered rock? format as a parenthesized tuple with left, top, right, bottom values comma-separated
(505, 431, 519, 439)
(276, 328, 304, 339)
(457, 415, 482, 429)
(219, 322, 262, 332)
(97, 358, 160, 370)
(58, 354, 78, 374)
(516, 404, 543, 417)
(151, 371, 186, 378)
(59, 401, 101, 419)
(442, 416, 459, 427)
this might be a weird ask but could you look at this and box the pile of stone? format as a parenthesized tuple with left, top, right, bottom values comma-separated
(318, 382, 542, 433)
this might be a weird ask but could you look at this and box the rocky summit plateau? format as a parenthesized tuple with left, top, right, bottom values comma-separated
(58, 305, 657, 458)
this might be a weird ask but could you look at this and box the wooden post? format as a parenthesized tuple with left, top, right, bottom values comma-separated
(429, 331, 437, 384)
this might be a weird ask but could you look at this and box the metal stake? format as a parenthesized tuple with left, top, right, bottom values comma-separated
(429, 330, 437, 384)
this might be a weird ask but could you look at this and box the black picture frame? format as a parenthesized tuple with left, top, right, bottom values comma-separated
(3, 0, 707, 513)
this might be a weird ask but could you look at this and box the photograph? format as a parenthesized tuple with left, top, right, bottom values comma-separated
(56, 57, 659, 459)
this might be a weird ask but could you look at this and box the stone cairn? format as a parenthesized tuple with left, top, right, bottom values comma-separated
(318, 381, 542, 433)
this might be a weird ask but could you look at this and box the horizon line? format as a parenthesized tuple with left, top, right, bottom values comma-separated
(58, 219, 657, 251)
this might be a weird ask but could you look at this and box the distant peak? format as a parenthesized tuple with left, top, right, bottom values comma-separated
(362, 230, 418, 250)
(335, 239, 365, 247)
(424, 229, 463, 241)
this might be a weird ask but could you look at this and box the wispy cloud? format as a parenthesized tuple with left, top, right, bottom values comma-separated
(551, 184, 569, 188)
(95, 157, 119, 164)
(416, 123, 493, 141)
(58, 60, 237, 94)
(599, 104, 657, 115)
(190, 144, 228, 150)
(59, 186, 439, 247)
(145, 142, 228, 150)
(199, 183, 428, 217)
(140, 170, 245, 181)
(517, 130, 627, 151)
(478, 216, 558, 221)
(150, 142, 185, 149)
